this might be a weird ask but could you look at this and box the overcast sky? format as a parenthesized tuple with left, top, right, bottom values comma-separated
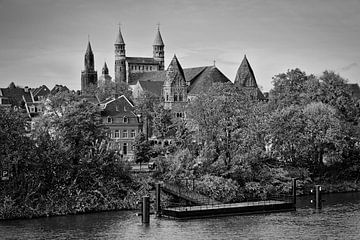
(1, 0, 360, 91)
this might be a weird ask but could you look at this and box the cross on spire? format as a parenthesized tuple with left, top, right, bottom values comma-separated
(157, 22, 160, 31)
(213, 59, 216, 67)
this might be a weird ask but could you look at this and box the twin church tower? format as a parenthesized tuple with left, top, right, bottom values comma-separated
(81, 26, 165, 93)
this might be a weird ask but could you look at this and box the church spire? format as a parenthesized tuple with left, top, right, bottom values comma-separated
(153, 24, 165, 70)
(153, 24, 164, 46)
(102, 61, 109, 75)
(234, 55, 258, 87)
(115, 24, 125, 45)
(84, 41, 94, 71)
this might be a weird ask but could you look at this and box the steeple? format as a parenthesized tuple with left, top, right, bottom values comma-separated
(234, 55, 258, 87)
(81, 40, 98, 94)
(102, 62, 109, 75)
(84, 41, 94, 71)
(166, 54, 185, 81)
(153, 25, 164, 46)
(153, 24, 165, 70)
(115, 24, 125, 45)
(114, 24, 126, 83)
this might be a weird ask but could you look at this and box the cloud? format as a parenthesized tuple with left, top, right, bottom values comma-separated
(342, 62, 358, 71)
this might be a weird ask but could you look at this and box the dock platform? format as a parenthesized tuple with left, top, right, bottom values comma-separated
(162, 199, 295, 219)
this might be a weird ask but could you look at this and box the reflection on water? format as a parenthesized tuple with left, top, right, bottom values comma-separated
(0, 192, 360, 239)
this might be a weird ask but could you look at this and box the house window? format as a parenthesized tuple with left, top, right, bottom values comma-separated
(123, 117, 128, 123)
(107, 117, 112, 123)
(122, 130, 128, 138)
(150, 66, 152, 70)
(131, 129, 136, 138)
(123, 143, 128, 155)
(114, 130, 120, 138)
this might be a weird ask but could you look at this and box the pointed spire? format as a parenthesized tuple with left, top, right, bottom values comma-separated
(153, 24, 164, 46)
(115, 24, 125, 45)
(86, 41, 93, 55)
(234, 55, 258, 87)
(102, 62, 109, 75)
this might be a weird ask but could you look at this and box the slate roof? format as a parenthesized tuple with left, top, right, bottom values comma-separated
(0, 85, 32, 106)
(153, 29, 164, 46)
(139, 80, 164, 96)
(126, 57, 159, 65)
(100, 95, 137, 118)
(115, 26, 125, 44)
(32, 85, 50, 100)
(51, 85, 69, 95)
(234, 55, 258, 87)
(167, 55, 186, 81)
(187, 66, 231, 95)
(128, 71, 166, 85)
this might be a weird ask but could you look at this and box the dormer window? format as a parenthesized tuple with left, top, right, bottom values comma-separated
(29, 106, 35, 113)
(123, 117, 128, 123)
(107, 117, 113, 123)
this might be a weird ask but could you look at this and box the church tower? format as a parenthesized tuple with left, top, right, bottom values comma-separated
(114, 25, 126, 84)
(81, 41, 98, 94)
(153, 26, 165, 71)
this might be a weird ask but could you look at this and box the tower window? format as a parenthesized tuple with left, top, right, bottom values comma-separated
(107, 117, 113, 123)
(166, 94, 169, 101)
(179, 93, 183, 102)
(123, 117, 128, 123)
(174, 93, 178, 102)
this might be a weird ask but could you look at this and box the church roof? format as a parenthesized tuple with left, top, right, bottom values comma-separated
(187, 66, 231, 95)
(126, 57, 159, 65)
(234, 55, 258, 87)
(100, 95, 137, 118)
(153, 29, 164, 46)
(139, 80, 164, 96)
(167, 55, 185, 80)
(0, 85, 33, 106)
(115, 26, 125, 44)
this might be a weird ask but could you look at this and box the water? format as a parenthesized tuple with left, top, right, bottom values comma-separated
(1, 192, 360, 239)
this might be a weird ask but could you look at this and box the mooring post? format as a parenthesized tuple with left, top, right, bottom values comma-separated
(292, 178, 297, 206)
(142, 196, 150, 224)
(315, 185, 322, 210)
(155, 183, 161, 217)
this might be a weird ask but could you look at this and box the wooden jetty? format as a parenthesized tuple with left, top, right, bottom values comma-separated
(162, 199, 295, 219)
(156, 179, 297, 220)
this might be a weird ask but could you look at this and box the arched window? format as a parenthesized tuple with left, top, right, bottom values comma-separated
(107, 117, 112, 123)
(174, 93, 178, 102)
(179, 93, 183, 101)
(123, 117, 128, 123)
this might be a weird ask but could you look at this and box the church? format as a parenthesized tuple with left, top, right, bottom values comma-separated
(81, 25, 265, 111)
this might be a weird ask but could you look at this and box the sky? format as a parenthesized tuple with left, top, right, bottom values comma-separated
(0, 0, 360, 91)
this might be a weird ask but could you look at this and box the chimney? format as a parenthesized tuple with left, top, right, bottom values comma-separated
(24, 86, 29, 92)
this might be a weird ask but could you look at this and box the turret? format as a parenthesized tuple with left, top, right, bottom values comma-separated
(153, 25, 165, 70)
(115, 25, 126, 83)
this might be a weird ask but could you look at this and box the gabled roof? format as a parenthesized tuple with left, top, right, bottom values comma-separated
(234, 55, 258, 87)
(32, 85, 50, 99)
(126, 57, 159, 65)
(188, 66, 231, 95)
(166, 55, 185, 81)
(115, 26, 125, 45)
(100, 95, 137, 118)
(51, 85, 69, 95)
(0, 85, 32, 106)
(153, 28, 164, 46)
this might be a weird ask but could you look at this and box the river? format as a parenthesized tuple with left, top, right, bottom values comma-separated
(0, 192, 359, 239)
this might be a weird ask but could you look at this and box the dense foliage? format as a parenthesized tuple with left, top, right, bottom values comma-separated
(0, 93, 134, 219)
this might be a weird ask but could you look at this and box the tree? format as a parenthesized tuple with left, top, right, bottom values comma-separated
(133, 133, 151, 165)
(152, 103, 173, 138)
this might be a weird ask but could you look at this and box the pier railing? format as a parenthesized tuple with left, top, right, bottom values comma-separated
(162, 182, 222, 205)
